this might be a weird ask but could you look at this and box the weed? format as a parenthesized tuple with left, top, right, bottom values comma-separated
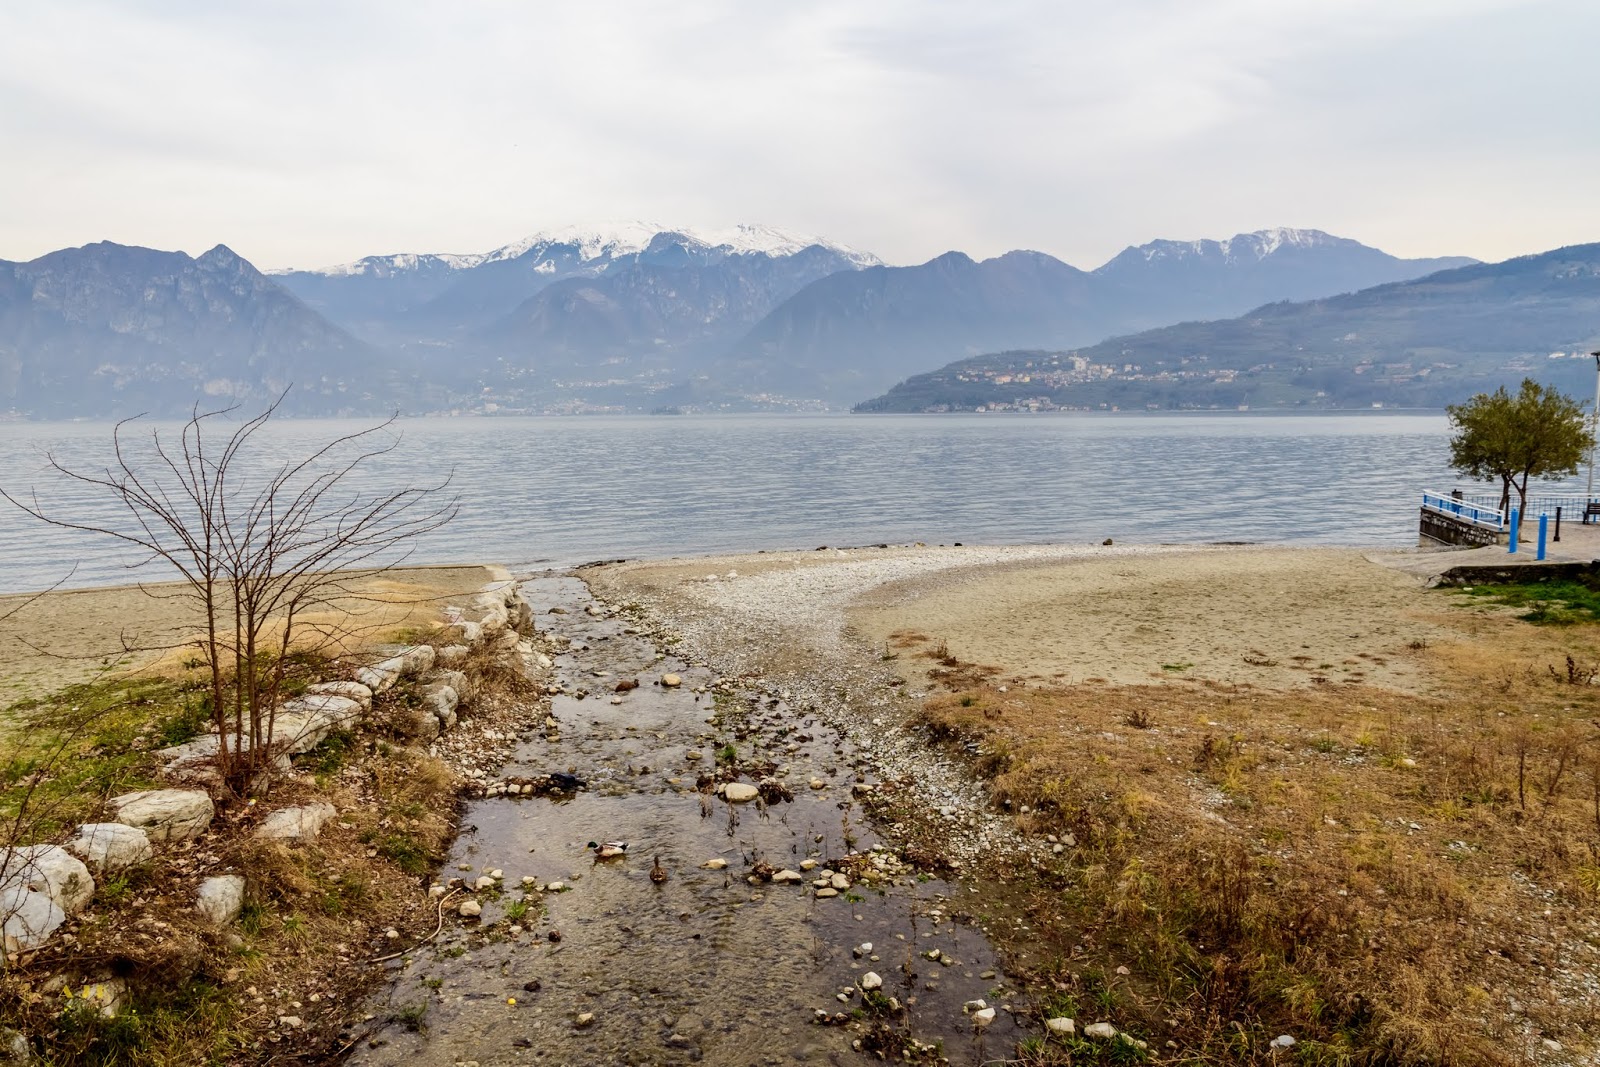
(391, 1001, 429, 1033)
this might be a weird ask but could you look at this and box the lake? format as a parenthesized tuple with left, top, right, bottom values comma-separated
(0, 412, 1521, 594)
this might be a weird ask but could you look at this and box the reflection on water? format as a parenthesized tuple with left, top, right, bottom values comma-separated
(0, 413, 1489, 593)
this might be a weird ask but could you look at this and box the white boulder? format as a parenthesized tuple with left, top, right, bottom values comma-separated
(1083, 1022, 1118, 1040)
(721, 783, 759, 803)
(304, 680, 373, 711)
(66, 824, 153, 875)
(255, 802, 337, 841)
(109, 789, 214, 843)
(0, 886, 64, 958)
(0, 846, 94, 915)
(195, 875, 245, 924)
(1046, 1017, 1076, 1036)
(434, 644, 470, 667)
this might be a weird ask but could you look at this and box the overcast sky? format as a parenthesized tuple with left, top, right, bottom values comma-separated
(3, 0, 1596, 271)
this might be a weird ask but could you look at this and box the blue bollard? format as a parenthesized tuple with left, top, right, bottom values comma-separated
(1509, 508, 1519, 553)
(1537, 512, 1548, 561)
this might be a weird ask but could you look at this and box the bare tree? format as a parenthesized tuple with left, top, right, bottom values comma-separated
(1, 393, 457, 798)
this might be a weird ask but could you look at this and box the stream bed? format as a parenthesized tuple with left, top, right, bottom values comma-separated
(348, 575, 1029, 1066)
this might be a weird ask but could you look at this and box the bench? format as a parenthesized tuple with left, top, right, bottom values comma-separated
(1585, 503, 1600, 524)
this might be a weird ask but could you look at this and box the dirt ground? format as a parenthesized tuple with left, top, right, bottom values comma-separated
(0, 565, 500, 707)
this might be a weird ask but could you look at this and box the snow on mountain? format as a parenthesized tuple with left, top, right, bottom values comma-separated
(280, 223, 880, 277)
(1131, 227, 1349, 264)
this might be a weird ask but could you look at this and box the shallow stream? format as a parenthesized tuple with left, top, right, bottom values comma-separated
(348, 576, 1028, 1066)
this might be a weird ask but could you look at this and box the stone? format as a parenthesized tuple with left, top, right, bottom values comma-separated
(422, 683, 460, 725)
(355, 662, 401, 693)
(304, 680, 373, 711)
(399, 645, 436, 676)
(435, 645, 470, 667)
(660, 673, 682, 688)
(964, 999, 987, 1013)
(815, 887, 839, 899)
(0, 846, 94, 915)
(474, 876, 496, 891)
(860, 972, 883, 991)
(1, 1027, 29, 1061)
(274, 694, 364, 753)
(195, 875, 245, 924)
(75, 978, 125, 1017)
(278, 1015, 303, 1029)
(1045, 1017, 1075, 1036)
(1271, 1035, 1296, 1049)
(392, 703, 441, 743)
(255, 803, 337, 841)
(438, 669, 475, 703)
(771, 869, 803, 884)
(830, 873, 850, 890)
(0, 886, 64, 958)
(458, 900, 482, 918)
(1084, 1022, 1118, 1041)
(809, 778, 826, 790)
(799, 859, 818, 871)
(575, 1012, 595, 1027)
(701, 858, 729, 870)
(66, 824, 152, 875)
(722, 783, 760, 803)
(109, 789, 214, 843)
(972, 1007, 996, 1027)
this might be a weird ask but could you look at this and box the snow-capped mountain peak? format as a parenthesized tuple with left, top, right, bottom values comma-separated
(277, 223, 880, 277)
(1108, 227, 1352, 267)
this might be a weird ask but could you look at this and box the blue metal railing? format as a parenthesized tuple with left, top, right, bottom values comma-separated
(1422, 491, 1505, 531)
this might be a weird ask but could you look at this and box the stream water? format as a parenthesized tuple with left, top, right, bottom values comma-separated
(348, 576, 1027, 1066)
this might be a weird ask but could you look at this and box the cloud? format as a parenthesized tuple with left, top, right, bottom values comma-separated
(1, 0, 1594, 269)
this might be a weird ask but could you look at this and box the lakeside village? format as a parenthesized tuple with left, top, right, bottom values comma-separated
(919, 348, 1600, 413)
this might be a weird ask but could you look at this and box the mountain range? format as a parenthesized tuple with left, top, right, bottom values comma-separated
(0, 242, 379, 418)
(0, 223, 1506, 417)
(857, 243, 1600, 412)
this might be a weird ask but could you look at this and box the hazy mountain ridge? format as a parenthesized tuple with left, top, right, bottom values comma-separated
(0, 242, 383, 417)
(0, 226, 1496, 417)
(271, 223, 880, 347)
(711, 229, 1476, 405)
(856, 243, 1600, 413)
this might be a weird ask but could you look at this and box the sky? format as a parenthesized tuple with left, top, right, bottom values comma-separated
(3, 0, 1597, 272)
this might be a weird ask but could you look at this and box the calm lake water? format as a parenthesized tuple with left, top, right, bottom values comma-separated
(0, 412, 1518, 594)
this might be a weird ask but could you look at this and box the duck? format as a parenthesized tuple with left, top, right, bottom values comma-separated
(587, 840, 628, 859)
(649, 856, 668, 885)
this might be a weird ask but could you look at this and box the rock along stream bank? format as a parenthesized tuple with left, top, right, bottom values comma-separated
(349, 572, 1030, 1066)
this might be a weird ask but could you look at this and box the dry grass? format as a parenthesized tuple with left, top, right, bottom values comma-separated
(912, 616, 1600, 1065)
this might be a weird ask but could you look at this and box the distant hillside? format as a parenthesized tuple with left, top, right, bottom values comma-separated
(0, 242, 383, 418)
(713, 228, 1476, 407)
(856, 243, 1600, 412)
(482, 243, 868, 373)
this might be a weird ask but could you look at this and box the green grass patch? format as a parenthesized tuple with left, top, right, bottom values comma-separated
(0, 676, 207, 837)
(1452, 578, 1600, 625)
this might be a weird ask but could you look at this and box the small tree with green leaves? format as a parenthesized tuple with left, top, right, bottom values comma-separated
(1446, 378, 1596, 521)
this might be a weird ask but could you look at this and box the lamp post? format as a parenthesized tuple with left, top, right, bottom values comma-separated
(1589, 351, 1600, 506)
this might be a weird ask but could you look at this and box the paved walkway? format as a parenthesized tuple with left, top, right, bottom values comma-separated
(1370, 511, 1600, 582)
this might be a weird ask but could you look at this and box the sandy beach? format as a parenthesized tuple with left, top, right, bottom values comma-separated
(592, 540, 1456, 694)
(0, 564, 501, 706)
